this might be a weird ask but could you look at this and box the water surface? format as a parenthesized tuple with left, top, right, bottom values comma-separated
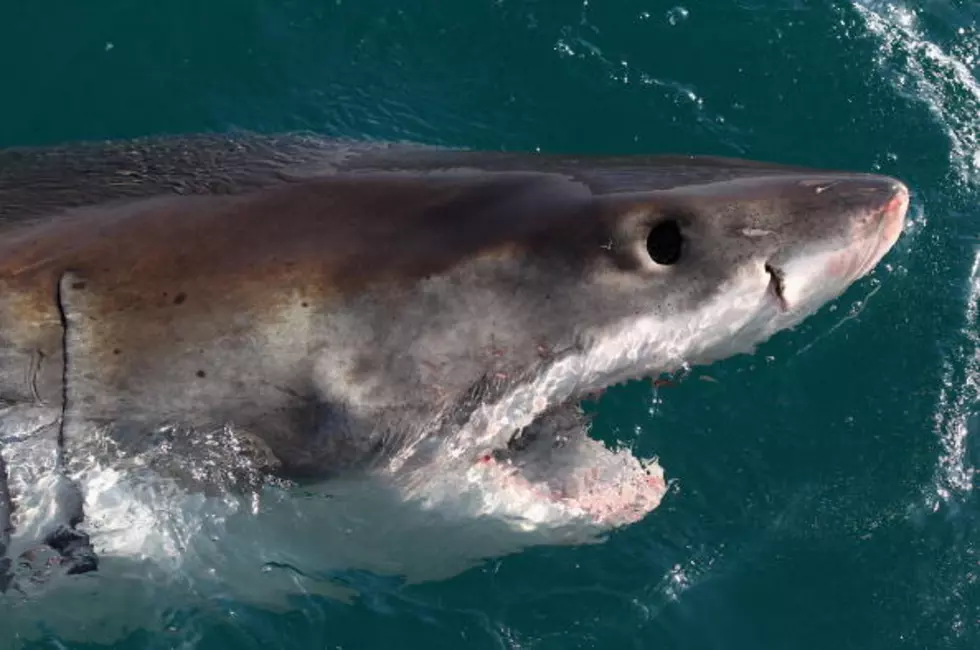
(0, 1, 977, 648)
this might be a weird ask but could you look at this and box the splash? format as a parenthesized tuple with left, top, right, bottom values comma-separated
(852, 1, 980, 189)
(928, 248, 980, 506)
(0, 406, 666, 643)
(851, 0, 979, 505)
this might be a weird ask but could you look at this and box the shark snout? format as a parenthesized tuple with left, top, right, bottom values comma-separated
(835, 176, 909, 281)
(765, 175, 910, 313)
(875, 180, 910, 249)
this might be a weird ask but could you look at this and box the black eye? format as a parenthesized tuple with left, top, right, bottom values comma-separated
(646, 219, 683, 265)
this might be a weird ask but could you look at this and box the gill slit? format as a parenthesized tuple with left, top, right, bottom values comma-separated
(55, 272, 70, 471)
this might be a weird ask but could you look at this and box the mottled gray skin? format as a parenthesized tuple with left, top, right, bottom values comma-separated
(0, 132, 909, 583)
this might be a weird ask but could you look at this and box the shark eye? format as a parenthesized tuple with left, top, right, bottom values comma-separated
(646, 219, 683, 266)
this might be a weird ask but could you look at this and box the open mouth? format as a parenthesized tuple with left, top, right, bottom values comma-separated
(470, 405, 667, 528)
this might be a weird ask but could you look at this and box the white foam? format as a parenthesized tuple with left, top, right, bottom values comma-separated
(852, 0, 979, 505)
(1, 412, 654, 634)
(928, 247, 979, 506)
(853, 0, 980, 189)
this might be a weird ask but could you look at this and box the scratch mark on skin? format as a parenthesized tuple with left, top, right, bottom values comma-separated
(266, 381, 315, 403)
(28, 349, 44, 405)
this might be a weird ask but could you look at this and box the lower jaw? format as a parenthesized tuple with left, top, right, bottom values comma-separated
(470, 433, 668, 529)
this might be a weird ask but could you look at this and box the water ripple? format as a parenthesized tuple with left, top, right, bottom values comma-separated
(928, 247, 980, 506)
(853, 0, 980, 190)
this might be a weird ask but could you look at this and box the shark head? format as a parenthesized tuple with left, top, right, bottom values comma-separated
(578, 169, 909, 379)
(382, 160, 910, 531)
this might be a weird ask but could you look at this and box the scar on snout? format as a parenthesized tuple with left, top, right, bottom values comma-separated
(798, 180, 840, 194)
(196, 370, 206, 378)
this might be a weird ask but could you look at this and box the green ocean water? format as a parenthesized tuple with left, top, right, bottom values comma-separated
(0, 0, 977, 648)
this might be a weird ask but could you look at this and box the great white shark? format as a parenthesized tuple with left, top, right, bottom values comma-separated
(0, 132, 909, 598)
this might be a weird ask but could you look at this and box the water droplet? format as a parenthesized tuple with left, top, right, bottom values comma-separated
(666, 6, 689, 25)
(554, 40, 575, 57)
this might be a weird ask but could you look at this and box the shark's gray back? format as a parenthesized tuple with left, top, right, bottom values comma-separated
(0, 131, 818, 226)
